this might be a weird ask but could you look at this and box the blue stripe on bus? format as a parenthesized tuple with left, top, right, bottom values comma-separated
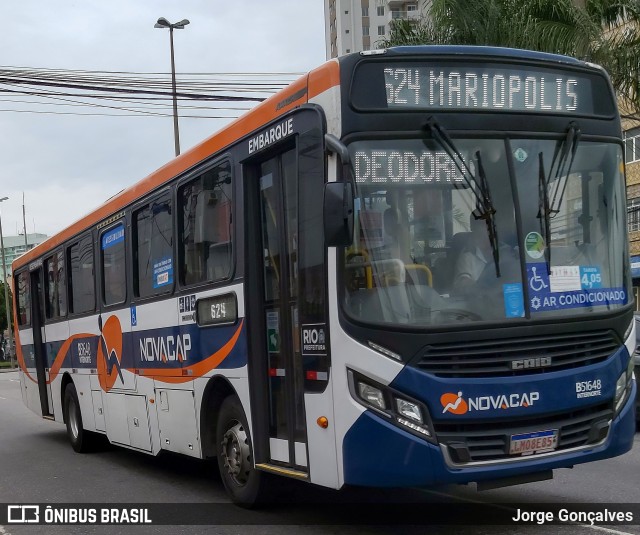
(19, 320, 248, 373)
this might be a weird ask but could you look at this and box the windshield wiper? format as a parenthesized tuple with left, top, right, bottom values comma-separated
(536, 121, 581, 273)
(537, 152, 552, 272)
(423, 116, 500, 277)
(549, 121, 581, 216)
(475, 151, 500, 277)
(423, 116, 478, 195)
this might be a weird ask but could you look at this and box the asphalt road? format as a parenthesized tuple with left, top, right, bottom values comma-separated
(0, 369, 638, 535)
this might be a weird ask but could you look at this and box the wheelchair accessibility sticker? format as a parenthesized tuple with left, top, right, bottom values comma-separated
(526, 263, 626, 312)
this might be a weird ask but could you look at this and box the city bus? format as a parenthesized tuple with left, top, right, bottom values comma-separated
(12, 46, 637, 506)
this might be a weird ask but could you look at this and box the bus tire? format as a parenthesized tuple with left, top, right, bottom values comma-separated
(216, 396, 266, 507)
(63, 383, 92, 453)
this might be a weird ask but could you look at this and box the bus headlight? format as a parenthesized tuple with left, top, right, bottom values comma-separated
(358, 383, 386, 410)
(395, 398, 432, 437)
(396, 398, 422, 422)
(348, 370, 436, 443)
(614, 357, 635, 413)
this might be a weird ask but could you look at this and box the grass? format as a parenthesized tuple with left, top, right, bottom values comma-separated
(0, 360, 17, 369)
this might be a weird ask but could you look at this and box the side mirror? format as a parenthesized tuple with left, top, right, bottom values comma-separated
(324, 182, 354, 247)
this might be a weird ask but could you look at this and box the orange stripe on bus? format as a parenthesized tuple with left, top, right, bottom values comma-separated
(13, 331, 95, 384)
(138, 319, 244, 384)
(308, 60, 340, 98)
(14, 318, 243, 388)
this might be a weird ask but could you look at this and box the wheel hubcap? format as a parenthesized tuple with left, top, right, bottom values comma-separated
(221, 421, 251, 486)
(68, 398, 79, 440)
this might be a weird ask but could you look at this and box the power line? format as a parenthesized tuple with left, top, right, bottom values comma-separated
(0, 97, 251, 111)
(0, 108, 245, 119)
(0, 76, 267, 102)
(3, 65, 304, 76)
(0, 65, 302, 119)
(0, 66, 299, 94)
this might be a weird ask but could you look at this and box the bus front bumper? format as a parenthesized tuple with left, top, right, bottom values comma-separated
(342, 379, 636, 488)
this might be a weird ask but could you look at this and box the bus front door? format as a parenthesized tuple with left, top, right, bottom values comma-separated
(30, 267, 54, 417)
(251, 147, 309, 475)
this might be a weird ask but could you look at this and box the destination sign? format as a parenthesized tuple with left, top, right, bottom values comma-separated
(354, 149, 465, 184)
(350, 139, 475, 184)
(351, 62, 613, 116)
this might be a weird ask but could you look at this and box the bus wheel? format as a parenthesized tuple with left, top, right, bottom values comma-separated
(64, 383, 91, 453)
(216, 396, 265, 507)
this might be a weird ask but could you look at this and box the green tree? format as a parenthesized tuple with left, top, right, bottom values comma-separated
(379, 0, 640, 109)
(0, 281, 14, 334)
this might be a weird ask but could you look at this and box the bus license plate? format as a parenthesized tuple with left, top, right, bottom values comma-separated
(509, 429, 558, 456)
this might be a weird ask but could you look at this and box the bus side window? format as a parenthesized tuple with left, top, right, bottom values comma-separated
(179, 161, 233, 286)
(17, 271, 31, 326)
(101, 223, 126, 306)
(134, 196, 173, 298)
(68, 235, 95, 315)
(44, 250, 66, 320)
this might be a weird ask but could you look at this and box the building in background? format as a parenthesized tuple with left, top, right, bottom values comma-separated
(324, 0, 431, 59)
(624, 114, 640, 308)
(0, 233, 48, 280)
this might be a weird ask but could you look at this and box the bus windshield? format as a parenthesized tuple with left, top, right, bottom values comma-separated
(343, 137, 628, 326)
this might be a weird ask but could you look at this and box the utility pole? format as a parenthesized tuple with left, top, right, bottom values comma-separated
(22, 192, 28, 249)
(0, 197, 14, 368)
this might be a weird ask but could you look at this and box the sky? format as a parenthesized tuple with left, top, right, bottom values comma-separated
(0, 0, 327, 238)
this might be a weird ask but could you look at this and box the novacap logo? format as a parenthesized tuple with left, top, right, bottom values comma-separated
(440, 391, 540, 415)
(440, 391, 469, 414)
(97, 315, 124, 392)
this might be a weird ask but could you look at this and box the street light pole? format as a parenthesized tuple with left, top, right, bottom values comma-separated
(0, 196, 14, 368)
(154, 17, 190, 157)
(22, 192, 28, 249)
(168, 26, 180, 157)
